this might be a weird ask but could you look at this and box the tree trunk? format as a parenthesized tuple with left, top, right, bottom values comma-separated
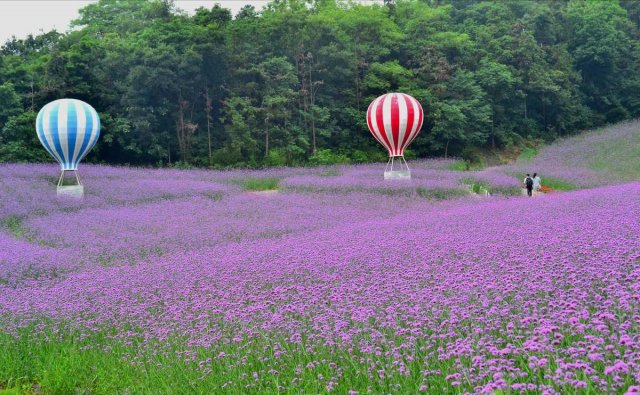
(491, 110, 496, 149)
(295, 54, 304, 127)
(265, 119, 270, 158)
(444, 139, 450, 159)
(30, 78, 35, 111)
(205, 88, 213, 166)
(176, 97, 196, 163)
(542, 92, 547, 134)
(355, 61, 361, 109)
(311, 114, 317, 155)
(177, 98, 186, 160)
(309, 53, 317, 155)
(354, 38, 361, 109)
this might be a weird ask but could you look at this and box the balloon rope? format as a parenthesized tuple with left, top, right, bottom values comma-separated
(400, 155, 410, 172)
(57, 170, 83, 187)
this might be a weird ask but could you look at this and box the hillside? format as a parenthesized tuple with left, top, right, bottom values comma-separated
(505, 119, 640, 188)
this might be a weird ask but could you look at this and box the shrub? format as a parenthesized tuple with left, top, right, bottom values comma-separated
(265, 149, 288, 167)
(447, 161, 467, 171)
(242, 177, 279, 191)
(308, 149, 351, 166)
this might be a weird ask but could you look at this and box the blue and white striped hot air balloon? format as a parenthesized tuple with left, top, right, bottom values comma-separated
(36, 98, 101, 172)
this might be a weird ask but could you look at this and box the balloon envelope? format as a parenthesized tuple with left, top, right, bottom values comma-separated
(366, 93, 424, 157)
(36, 99, 100, 171)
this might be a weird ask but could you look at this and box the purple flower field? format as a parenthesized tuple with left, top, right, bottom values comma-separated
(1, 131, 639, 393)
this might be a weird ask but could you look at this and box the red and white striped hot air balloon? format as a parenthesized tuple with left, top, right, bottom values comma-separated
(366, 93, 424, 178)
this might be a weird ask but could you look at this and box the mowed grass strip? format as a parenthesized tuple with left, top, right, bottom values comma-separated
(242, 177, 280, 191)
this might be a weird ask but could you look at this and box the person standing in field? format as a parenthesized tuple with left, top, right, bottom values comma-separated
(524, 174, 534, 197)
(533, 173, 542, 193)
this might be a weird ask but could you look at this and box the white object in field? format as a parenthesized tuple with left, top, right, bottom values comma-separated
(384, 155, 411, 180)
(57, 185, 84, 197)
(384, 170, 411, 180)
(56, 169, 84, 198)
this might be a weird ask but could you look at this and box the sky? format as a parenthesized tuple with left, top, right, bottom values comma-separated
(0, 1, 271, 43)
(0, 0, 382, 45)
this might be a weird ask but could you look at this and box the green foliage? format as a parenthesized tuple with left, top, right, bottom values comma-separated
(0, 83, 21, 126)
(447, 161, 467, 171)
(0, 0, 639, 167)
(242, 177, 279, 191)
(461, 147, 486, 169)
(308, 149, 351, 165)
(468, 182, 489, 195)
(447, 159, 485, 171)
(265, 149, 288, 166)
(0, 112, 51, 163)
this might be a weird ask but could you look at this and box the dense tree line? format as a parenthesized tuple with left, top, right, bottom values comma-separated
(1, 0, 639, 167)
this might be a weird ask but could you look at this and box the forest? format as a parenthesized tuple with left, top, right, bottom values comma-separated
(0, 0, 639, 168)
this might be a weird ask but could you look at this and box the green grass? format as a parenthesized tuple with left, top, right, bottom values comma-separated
(542, 177, 578, 191)
(416, 187, 468, 200)
(587, 132, 640, 181)
(447, 161, 467, 171)
(517, 146, 538, 162)
(468, 182, 489, 195)
(447, 160, 485, 171)
(242, 178, 279, 191)
(0, 324, 630, 395)
(1, 216, 27, 239)
(1, 215, 57, 248)
(0, 328, 452, 394)
(318, 169, 340, 177)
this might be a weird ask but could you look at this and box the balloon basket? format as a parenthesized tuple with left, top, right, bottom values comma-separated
(384, 170, 411, 180)
(384, 156, 411, 180)
(56, 170, 84, 198)
(57, 185, 84, 198)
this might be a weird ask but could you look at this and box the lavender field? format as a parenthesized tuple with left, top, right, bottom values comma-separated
(1, 122, 639, 394)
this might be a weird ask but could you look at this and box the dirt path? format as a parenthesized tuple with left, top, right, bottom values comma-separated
(521, 188, 544, 197)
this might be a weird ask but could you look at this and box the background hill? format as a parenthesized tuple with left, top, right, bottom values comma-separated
(1, 0, 639, 168)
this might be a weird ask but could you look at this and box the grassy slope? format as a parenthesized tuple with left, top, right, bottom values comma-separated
(452, 120, 639, 191)
(533, 120, 640, 181)
(587, 126, 640, 181)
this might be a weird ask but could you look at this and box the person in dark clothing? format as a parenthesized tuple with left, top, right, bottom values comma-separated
(523, 174, 533, 197)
